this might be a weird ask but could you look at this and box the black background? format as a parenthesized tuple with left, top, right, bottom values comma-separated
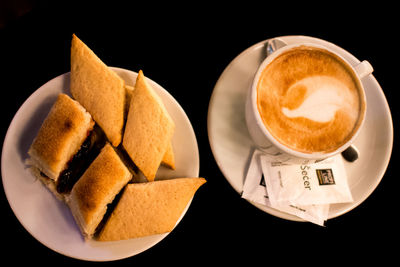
(1, 1, 398, 264)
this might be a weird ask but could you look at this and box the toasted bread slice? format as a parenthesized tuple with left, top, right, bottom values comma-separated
(68, 143, 132, 238)
(124, 84, 175, 170)
(70, 34, 125, 146)
(28, 93, 94, 181)
(122, 70, 175, 181)
(97, 177, 206, 241)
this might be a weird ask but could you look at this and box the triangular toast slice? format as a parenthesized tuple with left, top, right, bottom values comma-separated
(97, 178, 206, 241)
(70, 34, 125, 146)
(125, 84, 175, 170)
(122, 70, 175, 181)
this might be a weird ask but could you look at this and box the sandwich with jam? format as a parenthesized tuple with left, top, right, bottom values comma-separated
(27, 93, 106, 201)
(26, 34, 206, 241)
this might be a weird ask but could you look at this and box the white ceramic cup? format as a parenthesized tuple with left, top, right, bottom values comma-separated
(245, 42, 373, 163)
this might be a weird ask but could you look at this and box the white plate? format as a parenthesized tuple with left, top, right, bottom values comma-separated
(1, 67, 199, 261)
(207, 35, 393, 221)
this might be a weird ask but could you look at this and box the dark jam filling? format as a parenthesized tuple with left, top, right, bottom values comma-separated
(94, 188, 125, 237)
(56, 126, 106, 194)
(56, 137, 91, 193)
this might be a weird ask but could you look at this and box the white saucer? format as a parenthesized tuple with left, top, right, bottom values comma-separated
(1, 68, 199, 261)
(207, 35, 393, 221)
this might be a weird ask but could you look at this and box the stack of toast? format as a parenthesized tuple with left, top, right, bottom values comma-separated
(26, 34, 206, 241)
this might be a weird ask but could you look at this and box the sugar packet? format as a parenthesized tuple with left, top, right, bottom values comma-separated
(242, 149, 329, 226)
(260, 154, 353, 206)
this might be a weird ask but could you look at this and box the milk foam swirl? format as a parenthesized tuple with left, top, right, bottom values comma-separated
(281, 75, 357, 123)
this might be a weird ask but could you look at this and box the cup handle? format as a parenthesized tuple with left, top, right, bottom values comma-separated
(354, 60, 373, 79)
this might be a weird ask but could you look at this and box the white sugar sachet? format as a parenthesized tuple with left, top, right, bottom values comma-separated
(261, 154, 353, 206)
(242, 149, 329, 226)
(242, 149, 269, 206)
(273, 201, 329, 226)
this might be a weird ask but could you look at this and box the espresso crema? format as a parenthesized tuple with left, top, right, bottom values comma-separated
(257, 46, 365, 153)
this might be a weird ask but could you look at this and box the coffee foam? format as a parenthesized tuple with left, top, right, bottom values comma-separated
(257, 46, 364, 153)
(281, 75, 357, 123)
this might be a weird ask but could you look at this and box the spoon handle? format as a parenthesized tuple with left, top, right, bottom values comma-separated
(266, 38, 288, 56)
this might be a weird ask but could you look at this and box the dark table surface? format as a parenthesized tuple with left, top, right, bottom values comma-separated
(1, 1, 398, 264)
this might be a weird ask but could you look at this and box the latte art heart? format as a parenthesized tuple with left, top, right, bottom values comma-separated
(256, 46, 365, 153)
(281, 75, 357, 123)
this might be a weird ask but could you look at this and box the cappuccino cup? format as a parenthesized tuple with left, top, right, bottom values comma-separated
(245, 42, 372, 163)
